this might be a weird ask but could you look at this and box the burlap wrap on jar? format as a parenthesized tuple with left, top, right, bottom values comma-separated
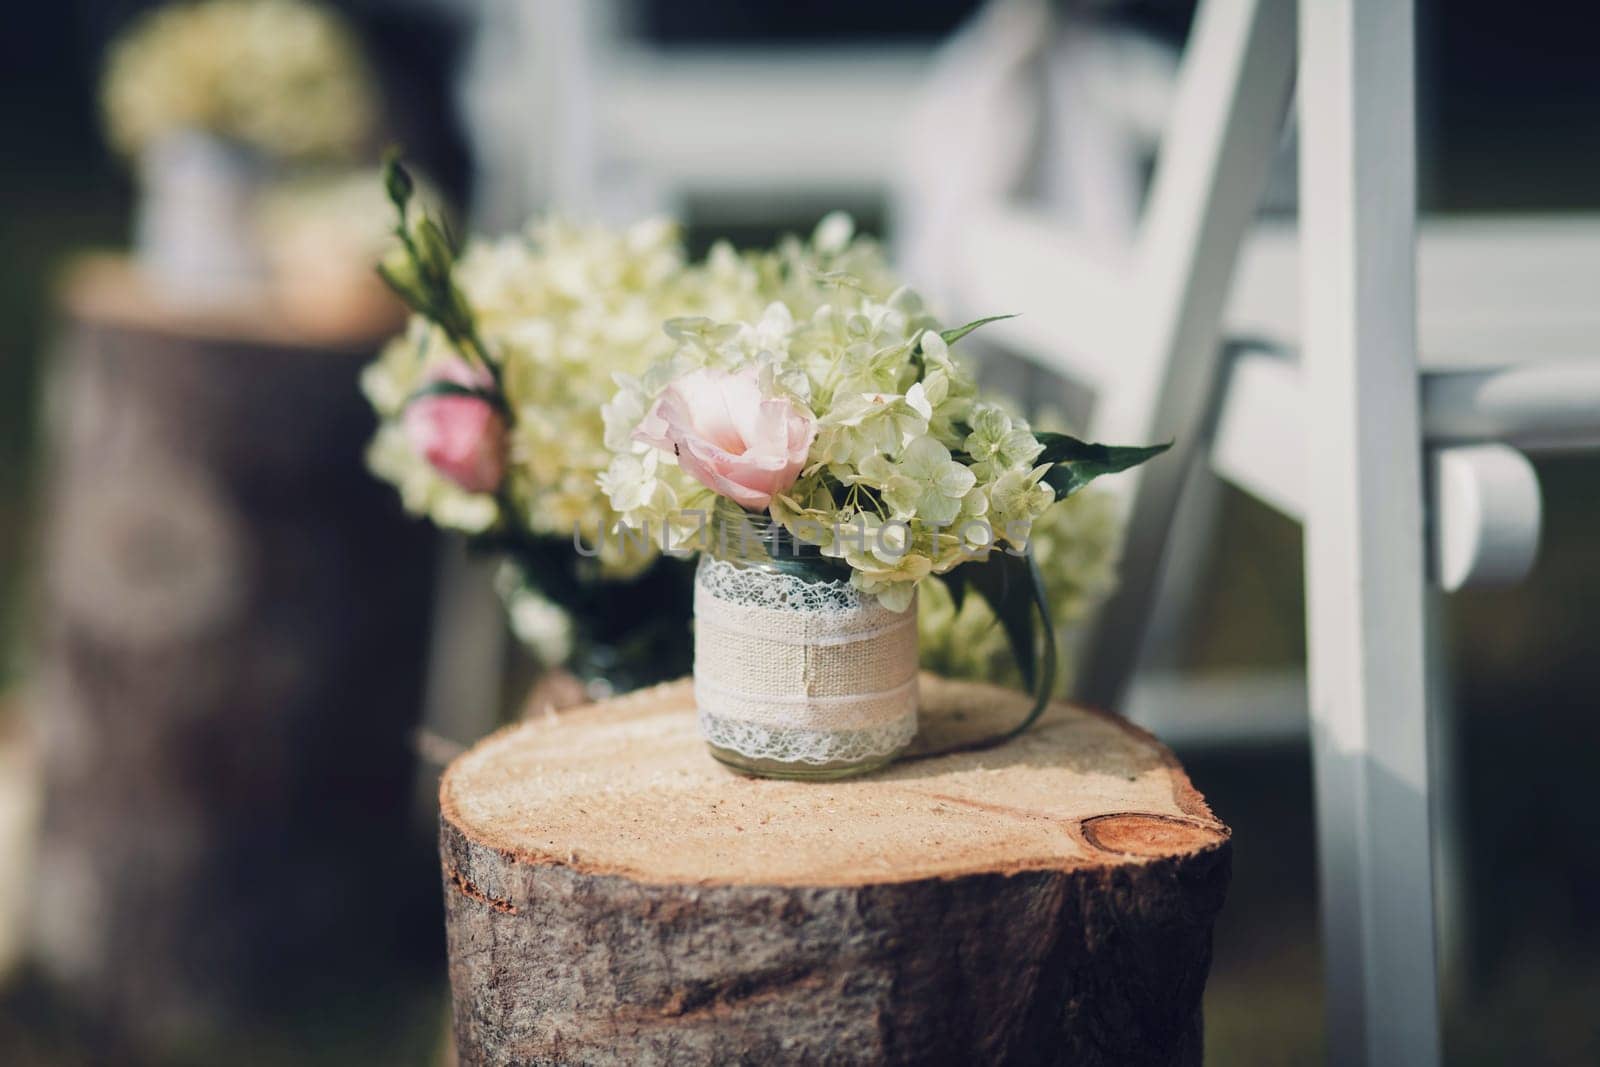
(693, 556, 918, 772)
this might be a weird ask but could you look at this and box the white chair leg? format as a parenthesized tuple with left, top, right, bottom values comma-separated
(1134, 451, 1226, 673)
(1075, 0, 1297, 711)
(1299, 1, 1441, 1063)
(1425, 592, 1471, 1022)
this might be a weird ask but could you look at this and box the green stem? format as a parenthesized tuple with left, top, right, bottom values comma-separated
(463, 328, 503, 390)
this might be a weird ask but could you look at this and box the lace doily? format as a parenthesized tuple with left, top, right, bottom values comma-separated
(693, 557, 918, 766)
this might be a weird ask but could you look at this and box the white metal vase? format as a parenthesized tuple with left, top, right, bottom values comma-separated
(693, 501, 918, 779)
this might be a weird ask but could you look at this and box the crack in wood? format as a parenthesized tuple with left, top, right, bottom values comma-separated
(446, 867, 518, 914)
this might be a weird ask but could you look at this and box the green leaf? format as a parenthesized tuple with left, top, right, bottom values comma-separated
(1034, 432, 1171, 500)
(955, 548, 1057, 744)
(1012, 550, 1057, 743)
(941, 567, 967, 612)
(959, 549, 1045, 692)
(404, 379, 500, 407)
(375, 257, 427, 312)
(445, 281, 477, 336)
(938, 314, 1017, 347)
(415, 216, 457, 280)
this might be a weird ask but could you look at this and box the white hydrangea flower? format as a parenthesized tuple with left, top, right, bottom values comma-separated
(863, 437, 976, 526)
(598, 451, 669, 515)
(814, 386, 933, 469)
(965, 402, 1045, 478)
(985, 466, 1057, 547)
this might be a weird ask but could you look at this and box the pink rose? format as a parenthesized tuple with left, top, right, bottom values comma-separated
(634, 367, 815, 511)
(403, 360, 506, 494)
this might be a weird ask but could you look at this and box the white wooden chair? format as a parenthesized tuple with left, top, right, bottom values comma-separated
(458, 0, 937, 229)
(910, 0, 1600, 1062)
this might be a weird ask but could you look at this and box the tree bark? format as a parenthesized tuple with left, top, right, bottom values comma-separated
(440, 675, 1231, 1066)
(30, 257, 438, 1046)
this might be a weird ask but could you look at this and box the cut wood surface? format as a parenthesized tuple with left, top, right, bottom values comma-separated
(61, 253, 402, 349)
(440, 674, 1231, 1066)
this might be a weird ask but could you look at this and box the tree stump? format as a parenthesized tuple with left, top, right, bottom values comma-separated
(30, 257, 437, 1045)
(440, 675, 1231, 1066)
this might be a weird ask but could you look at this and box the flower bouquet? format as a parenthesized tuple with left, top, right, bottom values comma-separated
(363, 159, 910, 692)
(101, 0, 378, 303)
(370, 157, 1164, 772)
(599, 275, 1166, 779)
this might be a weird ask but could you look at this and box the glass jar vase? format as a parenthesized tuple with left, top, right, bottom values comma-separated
(693, 499, 919, 780)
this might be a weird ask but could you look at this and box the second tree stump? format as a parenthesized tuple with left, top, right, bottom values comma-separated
(440, 675, 1231, 1066)
(32, 257, 437, 1047)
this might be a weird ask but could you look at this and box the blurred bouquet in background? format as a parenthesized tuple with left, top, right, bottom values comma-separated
(100, 0, 395, 315)
(102, 0, 374, 164)
(361, 213, 708, 680)
(364, 215, 720, 556)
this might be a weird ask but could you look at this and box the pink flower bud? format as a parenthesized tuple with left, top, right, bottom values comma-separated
(403, 360, 506, 494)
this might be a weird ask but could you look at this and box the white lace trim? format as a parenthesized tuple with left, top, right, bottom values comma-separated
(693, 556, 919, 767)
(699, 708, 918, 766)
(695, 557, 864, 616)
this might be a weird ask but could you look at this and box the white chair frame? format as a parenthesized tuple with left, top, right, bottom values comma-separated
(458, 0, 937, 229)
